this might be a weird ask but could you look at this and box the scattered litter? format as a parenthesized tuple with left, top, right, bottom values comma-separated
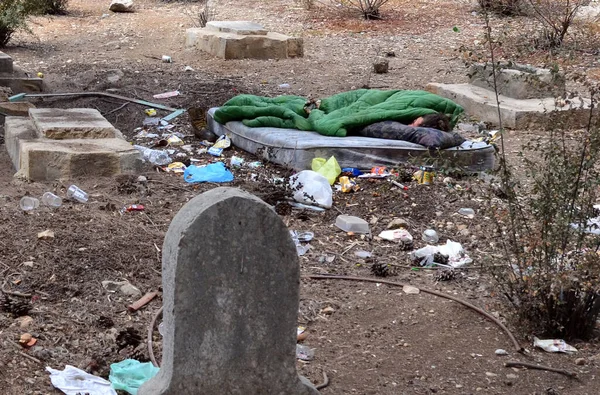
(289, 202, 326, 211)
(143, 117, 160, 126)
(19, 196, 39, 211)
(379, 229, 413, 249)
(354, 250, 372, 259)
(38, 230, 55, 240)
(297, 326, 308, 341)
(533, 337, 577, 353)
(184, 162, 234, 184)
(290, 230, 313, 256)
(161, 55, 172, 63)
(335, 215, 370, 234)
(321, 306, 335, 315)
(46, 365, 117, 395)
(134, 129, 159, 139)
(495, 349, 509, 356)
(247, 161, 262, 168)
(318, 255, 336, 263)
(289, 171, 332, 209)
(279, 83, 291, 89)
(358, 167, 392, 179)
(153, 90, 180, 99)
(144, 109, 157, 116)
(165, 162, 186, 174)
(411, 240, 472, 268)
(339, 176, 359, 192)
(134, 145, 172, 166)
(312, 156, 341, 185)
(120, 204, 146, 215)
(19, 333, 37, 347)
(458, 208, 476, 218)
(101, 280, 141, 297)
(207, 146, 223, 156)
(184, 65, 194, 72)
(41, 192, 62, 208)
(390, 179, 408, 190)
(402, 285, 420, 294)
(296, 344, 315, 361)
(213, 135, 231, 149)
(341, 167, 363, 177)
(230, 156, 244, 167)
(413, 166, 435, 184)
(422, 229, 439, 243)
(167, 135, 184, 146)
(571, 204, 600, 234)
(109, 359, 159, 395)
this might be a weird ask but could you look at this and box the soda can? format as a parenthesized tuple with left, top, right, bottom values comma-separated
(420, 166, 435, 185)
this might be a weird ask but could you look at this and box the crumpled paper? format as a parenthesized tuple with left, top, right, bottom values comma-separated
(46, 365, 117, 395)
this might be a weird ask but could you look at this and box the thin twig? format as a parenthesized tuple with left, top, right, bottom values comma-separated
(504, 361, 577, 378)
(306, 274, 523, 353)
(18, 351, 42, 364)
(103, 102, 129, 116)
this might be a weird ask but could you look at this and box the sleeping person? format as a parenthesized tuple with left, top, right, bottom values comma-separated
(353, 113, 465, 150)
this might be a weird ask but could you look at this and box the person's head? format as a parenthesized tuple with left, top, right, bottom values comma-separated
(409, 113, 451, 132)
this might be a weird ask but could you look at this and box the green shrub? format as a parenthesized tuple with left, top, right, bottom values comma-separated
(0, 0, 30, 47)
(35, 0, 69, 15)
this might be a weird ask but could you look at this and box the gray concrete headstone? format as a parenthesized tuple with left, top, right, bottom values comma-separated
(139, 187, 319, 395)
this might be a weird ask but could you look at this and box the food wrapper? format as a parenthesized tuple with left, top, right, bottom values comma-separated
(339, 176, 359, 192)
(144, 109, 157, 116)
(213, 134, 231, 149)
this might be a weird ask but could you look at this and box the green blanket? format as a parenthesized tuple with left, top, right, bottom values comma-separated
(213, 89, 464, 137)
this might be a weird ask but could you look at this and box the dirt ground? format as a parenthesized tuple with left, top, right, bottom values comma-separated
(0, 0, 599, 394)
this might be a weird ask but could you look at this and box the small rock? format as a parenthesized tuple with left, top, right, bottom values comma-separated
(37, 230, 54, 240)
(387, 218, 410, 230)
(402, 285, 420, 294)
(18, 316, 33, 329)
(102, 280, 141, 297)
(136, 175, 147, 183)
(373, 58, 389, 74)
(506, 373, 518, 379)
(119, 283, 142, 297)
(485, 372, 498, 377)
(109, 0, 134, 12)
(495, 349, 509, 356)
(575, 357, 586, 366)
(22, 261, 34, 268)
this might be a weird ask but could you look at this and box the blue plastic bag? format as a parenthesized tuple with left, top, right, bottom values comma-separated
(109, 359, 159, 395)
(184, 162, 234, 183)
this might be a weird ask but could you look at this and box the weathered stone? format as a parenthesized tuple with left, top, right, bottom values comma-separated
(468, 63, 565, 100)
(0, 76, 44, 94)
(109, 0, 134, 12)
(426, 82, 597, 130)
(139, 188, 318, 395)
(373, 58, 389, 74)
(0, 52, 13, 73)
(29, 108, 118, 139)
(186, 26, 303, 60)
(205, 21, 268, 36)
(0, 101, 35, 116)
(5, 116, 142, 181)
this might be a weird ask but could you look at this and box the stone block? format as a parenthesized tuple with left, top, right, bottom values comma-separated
(29, 108, 118, 139)
(0, 101, 35, 116)
(427, 82, 596, 130)
(468, 63, 566, 100)
(139, 187, 318, 395)
(205, 21, 268, 35)
(5, 116, 142, 181)
(186, 28, 303, 60)
(0, 76, 44, 94)
(0, 52, 13, 73)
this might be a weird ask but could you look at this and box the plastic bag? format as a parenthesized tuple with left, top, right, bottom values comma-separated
(46, 365, 117, 395)
(533, 337, 577, 353)
(311, 156, 341, 185)
(184, 162, 234, 183)
(289, 170, 333, 208)
(109, 359, 160, 395)
(410, 240, 472, 268)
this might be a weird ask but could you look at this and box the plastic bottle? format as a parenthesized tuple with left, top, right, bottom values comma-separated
(422, 229, 439, 243)
(134, 145, 172, 166)
(66, 185, 89, 203)
(41, 192, 62, 207)
(19, 196, 39, 211)
(458, 208, 475, 218)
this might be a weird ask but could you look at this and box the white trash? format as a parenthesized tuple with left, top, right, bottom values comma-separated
(289, 170, 333, 209)
(46, 365, 117, 395)
(533, 337, 577, 353)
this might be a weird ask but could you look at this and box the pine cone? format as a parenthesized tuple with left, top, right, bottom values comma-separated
(434, 269, 456, 282)
(1, 293, 31, 317)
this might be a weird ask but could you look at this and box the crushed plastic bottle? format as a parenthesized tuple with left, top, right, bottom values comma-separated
(296, 344, 315, 361)
(41, 192, 62, 208)
(422, 229, 439, 243)
(134, 145, 172, 166)
(66, 185, 89, 203)
(458, 208, 475, 218)
(19, 196, 39, 211)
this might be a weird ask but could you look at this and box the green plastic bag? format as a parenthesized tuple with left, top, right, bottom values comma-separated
(311, 156, 341, 185)
(109, 359, 159, 395)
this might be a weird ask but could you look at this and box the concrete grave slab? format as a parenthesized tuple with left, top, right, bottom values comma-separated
(426, 83, 596, 130)
(5, 111, 142, 181)
(0, 52, 13, 73)
(30, 108, 119, 139)
(139, 188, 319, 395)
(186, 24, 303, 60)
(205, 21, 268, 35)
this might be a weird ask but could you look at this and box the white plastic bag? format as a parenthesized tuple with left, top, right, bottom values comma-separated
(533, 337, 577, 353)
(46, 365, 117, 395)
(411, 240, 472, 268)
(289, 170, 333, 209)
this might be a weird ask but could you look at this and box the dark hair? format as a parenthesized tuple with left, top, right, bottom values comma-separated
(420, 113, 451, 132)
